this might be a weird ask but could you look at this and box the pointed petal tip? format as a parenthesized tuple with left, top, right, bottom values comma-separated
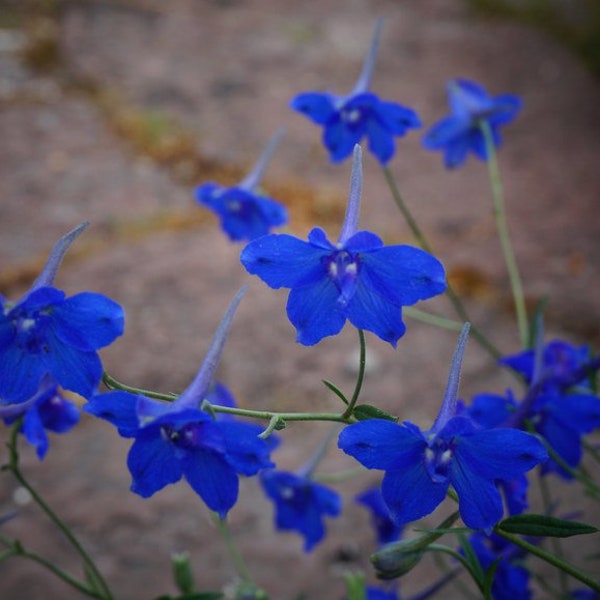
(31, 221, 91, 290)
(337, 145, 363, 245)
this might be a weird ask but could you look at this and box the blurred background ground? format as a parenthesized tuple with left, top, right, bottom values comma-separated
(0, 1, 599, 598)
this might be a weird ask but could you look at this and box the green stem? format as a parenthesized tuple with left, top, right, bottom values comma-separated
(214, 516, 253, 584)
(479, 120, 529, 348)
(494, 528, 600, 593)
(381, 165, 502, 361)
(103, 371, 176, 401)
(342, 329, 366, 420)
(404, 307, 463, 331)
(4, 423, 114, 600)
(0, 534, 103, 598)
(104, 372, 356, 425)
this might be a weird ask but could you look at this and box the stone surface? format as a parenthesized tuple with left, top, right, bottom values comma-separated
(1, 1, 599, 598)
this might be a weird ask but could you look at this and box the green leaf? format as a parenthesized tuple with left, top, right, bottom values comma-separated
(322, 379, 348, 405)
(482, 557, 500, 600)
(352, 404, 397, 422)
(498, 514, 599, 538)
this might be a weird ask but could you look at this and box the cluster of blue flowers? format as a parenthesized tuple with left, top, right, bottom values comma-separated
(2, 16, 599, 600)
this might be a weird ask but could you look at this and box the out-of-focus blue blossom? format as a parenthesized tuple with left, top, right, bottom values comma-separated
(532, 391, 600, 478)
(1, 375, 79, 459)
(463, 391, 517, 429)
(260, 469, 341, 552)
(469, 532, 531, 600)
(339, 325, 547, 530)
(363, 587, 399, 600)
(241, 146, 446, 346)
(422, 78, 521, 168)
(500, 339, 593, 394)
(85, 289, 276, 518)
(356, 486, 402, 545)
(570, 590, 600, 599)
(487, 336, 600, 478)
(195, 131, 287, 241)
(0, 223, 124, 403)
(291, 20, 420, 164)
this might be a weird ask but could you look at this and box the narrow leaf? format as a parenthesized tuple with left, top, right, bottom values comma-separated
(498, 514, 599, 538)
(352, 403, 397, 422)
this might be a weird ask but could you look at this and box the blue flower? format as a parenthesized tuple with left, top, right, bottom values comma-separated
(356, 486, 402, 545)
(493, 334, 600, 478)
(422, 79, 521, 168)
(1, 375, 79, 459)
(85, 289, 276, 518)
(241, 145, 446, 346)
(338, 325, 547, 530)
(0, 223, 124, 402)
(260, 469, 341, 552)
(195, 131, 287, 241)
(291, 20, 420, 164)
(361, 587, 399, 600)
(468, 532, 531, 600)
(499, 339, 593, 394)
(531, 391, 600, 478)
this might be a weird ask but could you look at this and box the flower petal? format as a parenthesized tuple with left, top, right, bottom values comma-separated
(290, 92, 337, 125)
(220, 420, 276, 476)
(84, 391, 140, 437)
(42, 328, 103, 399)
(324, 118, 361, 162)
(286, 279, 346, 345)
(22, 407, 49, 460)
(450, 457, 504, 530)
(241, 233, 329, 289)
(382, 460, 448, 525)
(452, 427, 547, 482)
(51, 292, 125, 351)
(0, 341, 47, 401)
(359, 245, 447, 306)
(338, 419, 425, 470)
(183, 449, 239, 518)
(128, 427, 183, 498)
(346, 279, 406, 346)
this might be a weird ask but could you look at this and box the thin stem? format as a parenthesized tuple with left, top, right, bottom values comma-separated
(103, 372, 356, 425)
(214, 516, 253, 584)
(494, 528, 600, 593)
(0, 534, 103, 598)
(342, 329, 366, 420)
(4, 423, 114, 600)
(479, 120, 529, 348)
(381, 165, 502, 361)
(210, 405, 354, 425)
(103, 371, 176, 401)
(404, 307, 463, 331)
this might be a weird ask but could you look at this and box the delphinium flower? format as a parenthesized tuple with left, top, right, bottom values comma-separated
(484, 334, 600, 479)
(290, 19, 420, 164)
(0, 375, 79, 459)
(338, 324, 548, 531)
(422, 78, 521, 168)
(241, 145, 446, 346)
(500, 339, 594, 394)
(259, 469, 341, 552)
(361, 587, 399, 600)
(356, 486, 402, 545)
(195, 130, 287, 241)
(0, 222, 125, 403)
(468, 532, 531, 600)
(85, 289, 276, 518)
